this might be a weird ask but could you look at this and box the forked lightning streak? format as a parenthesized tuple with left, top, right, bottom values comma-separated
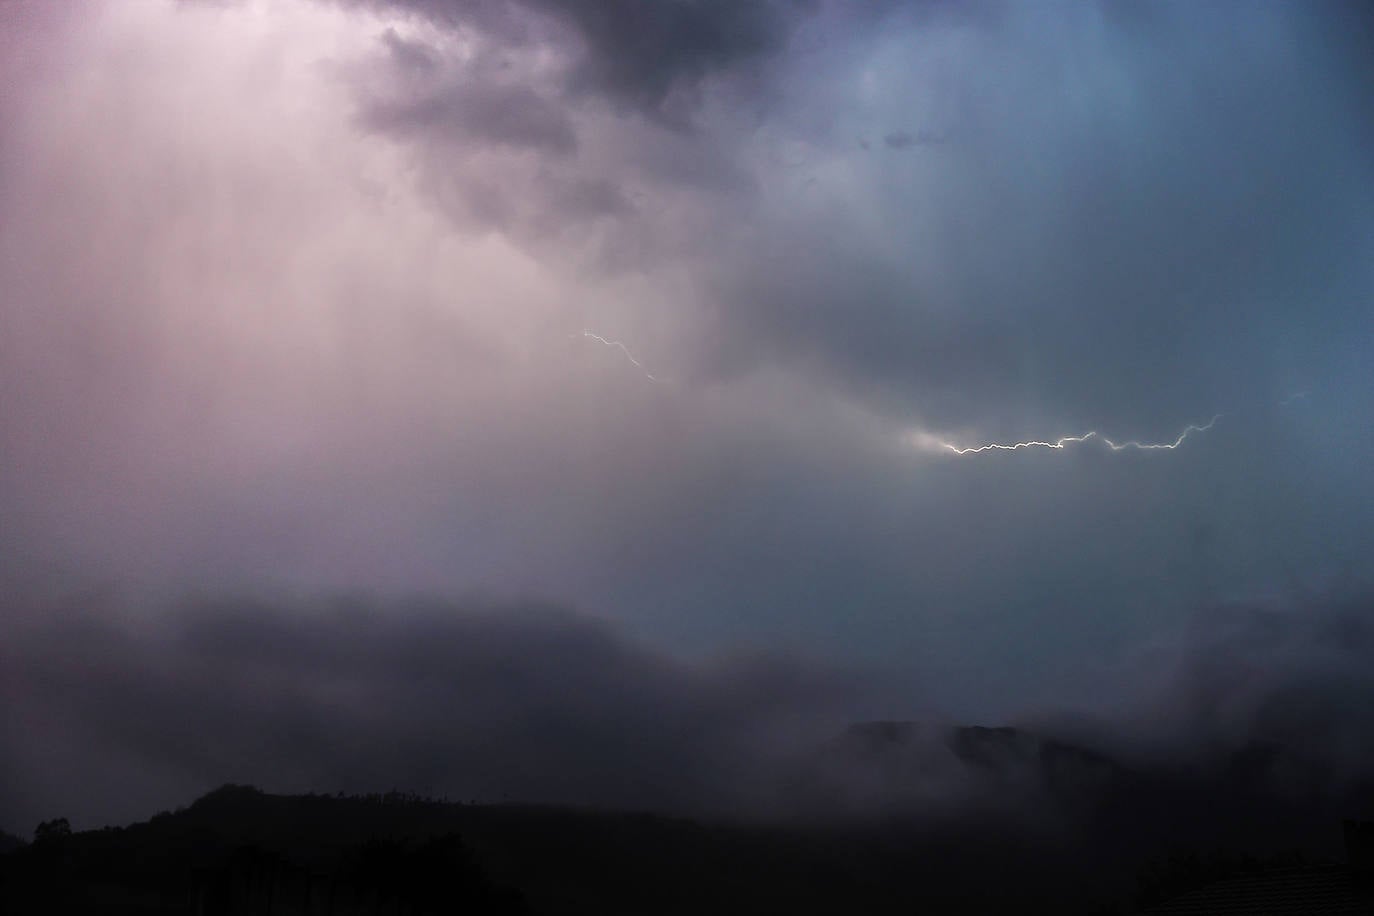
(939, 415, 1222, 455)
(579, 331, 660, 382)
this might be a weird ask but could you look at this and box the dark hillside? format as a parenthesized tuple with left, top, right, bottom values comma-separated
(0, 784, 1140, 915)
(3, 727, 1369, 916)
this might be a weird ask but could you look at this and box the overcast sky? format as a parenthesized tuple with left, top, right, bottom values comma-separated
(1, 0, 1372, 827)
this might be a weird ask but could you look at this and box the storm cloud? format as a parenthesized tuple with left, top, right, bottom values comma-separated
(359, 0, 809, 115)
(0, 0, 1372, 837)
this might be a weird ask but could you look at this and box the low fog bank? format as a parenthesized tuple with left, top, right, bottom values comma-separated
(0, 589, 868, 831)
(2, 587, 1372, 860)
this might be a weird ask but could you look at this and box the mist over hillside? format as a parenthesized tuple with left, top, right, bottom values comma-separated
(5, 588, 1373, 834)
(4, 588, 1373, 912)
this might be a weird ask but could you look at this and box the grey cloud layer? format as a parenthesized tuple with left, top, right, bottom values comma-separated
(352, 0, 1374, 430)
(719, 1, 1373, 430)
(3, 589, 1373, 847)
(333, 2, 1374, 697)
(0, 593, 863, 830)
(0, 0, 1371, 737)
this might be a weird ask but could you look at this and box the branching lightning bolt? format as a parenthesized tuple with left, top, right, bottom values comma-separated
(940, 432, 1099, 454)
(1099, 414, 1222, 451)
(579, 330, 660, 382)
(938, 415, 1222, 455)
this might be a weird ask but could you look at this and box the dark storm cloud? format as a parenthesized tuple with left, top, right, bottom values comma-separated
(349, 12, 751, 247)
(345, 0, 791, 239)
(353, 0, 1374, 432)
(531, 0, 805, 113)
(361, 78, 579, 155)
(357, 26, 578, 155)
(0, 592, 864, 831)
(364, 0, 811, 115)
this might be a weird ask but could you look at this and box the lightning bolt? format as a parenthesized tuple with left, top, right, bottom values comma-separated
(1099, 414, 1222, 450)
(939, 432, 1099, 455)
(578, 330, 661, 382)
(936, 415, 1222, 455)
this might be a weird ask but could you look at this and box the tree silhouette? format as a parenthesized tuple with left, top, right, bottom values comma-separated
(32, 818, 71, 844)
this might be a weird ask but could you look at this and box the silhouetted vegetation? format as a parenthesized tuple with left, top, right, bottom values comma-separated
(32, 817, 71, 844)
(1133, 848, 1312, 909)
(1, 787, 525, 915)
(0, 783, 1366, 914)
